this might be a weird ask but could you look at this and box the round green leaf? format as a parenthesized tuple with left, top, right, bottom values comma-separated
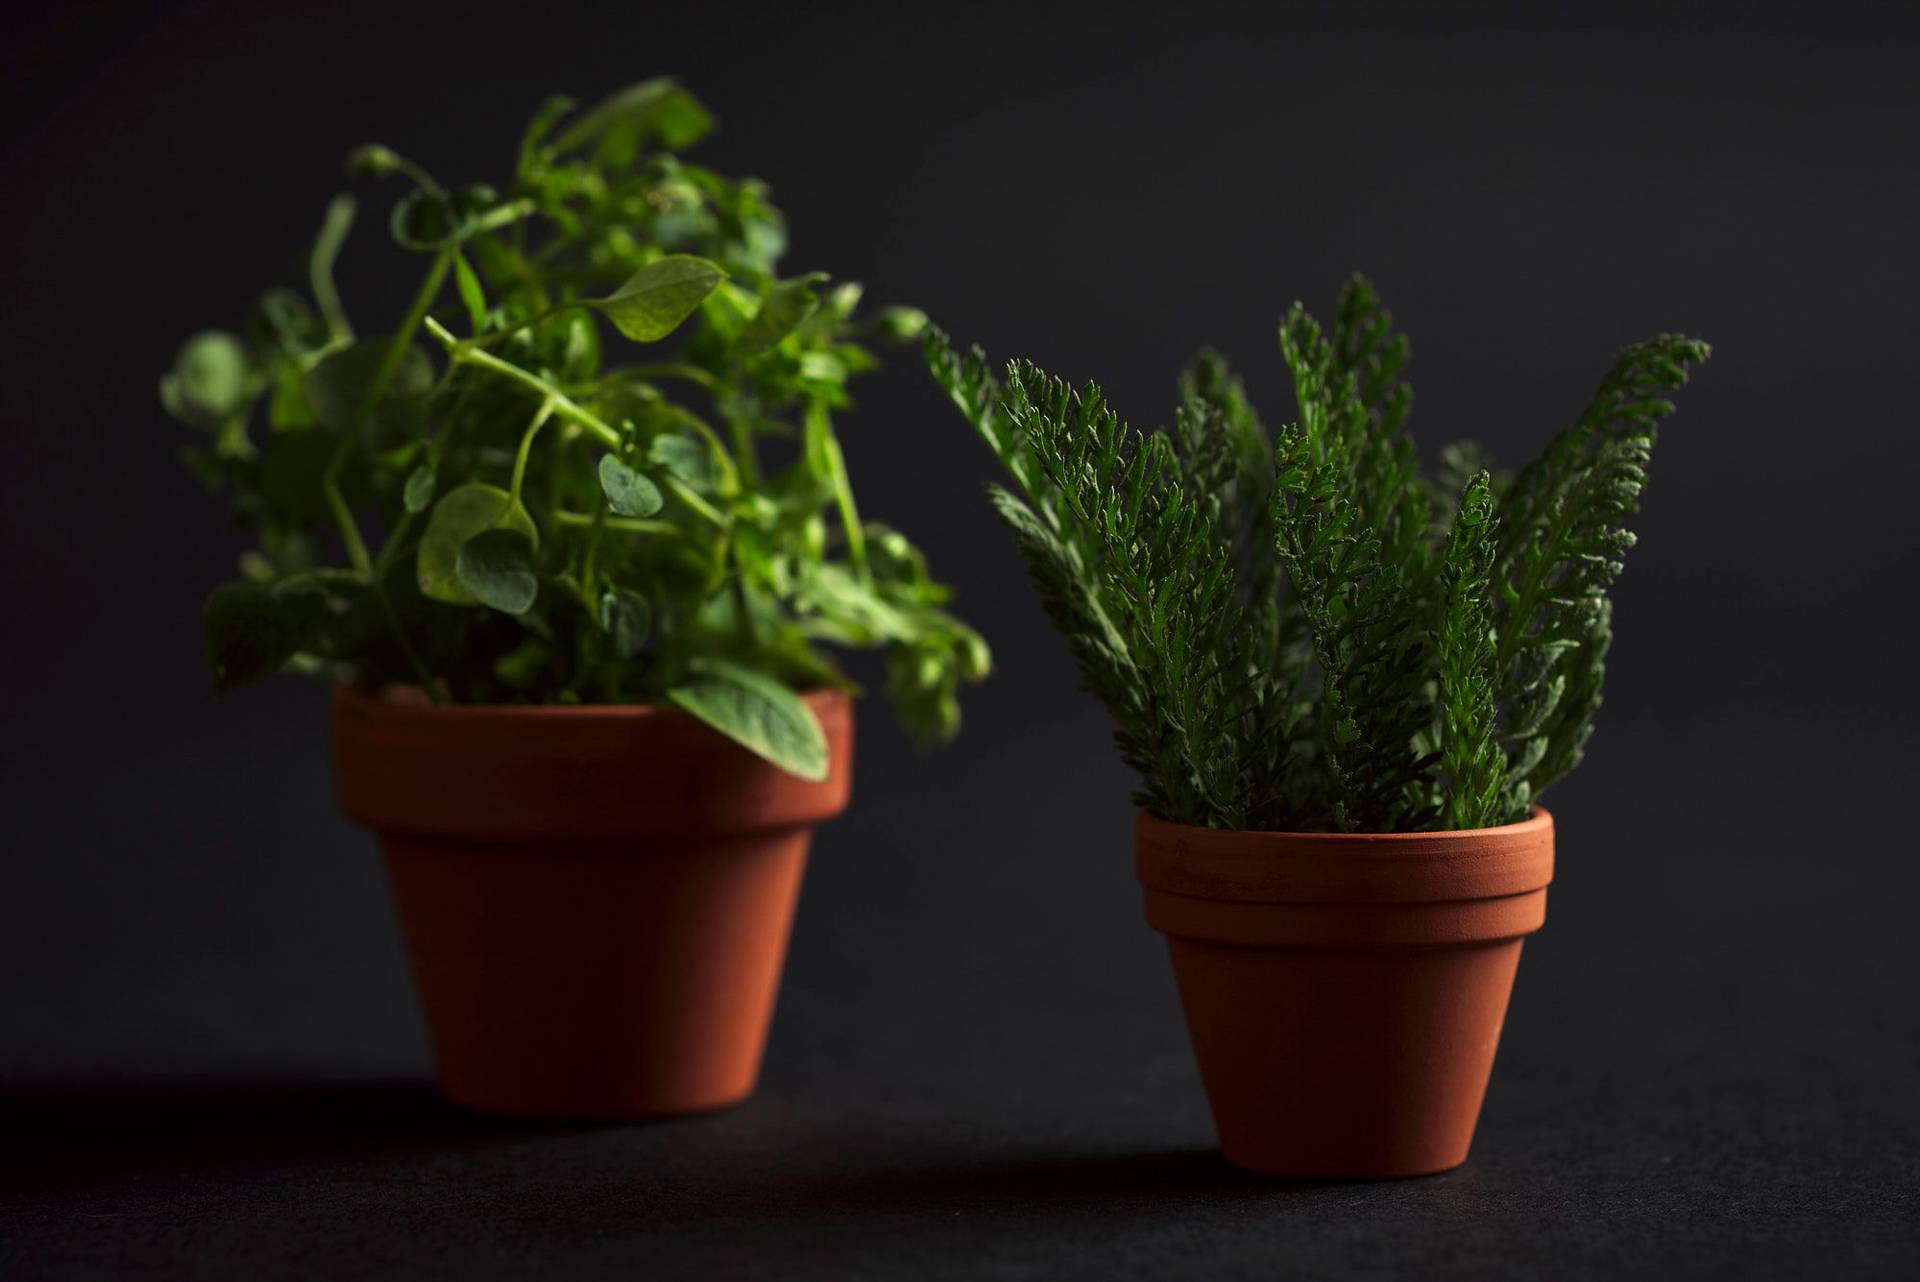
(668, 658, 829, 782)
(402, 465, 437, 514)
(417, 482, 538, 604)
(301, 338, 434, 436)
(588, 255, 726, 342)
(738, 274, 826, 354)
(598, 588, 652, 659)
(160, 332, 255, 429)
(598, 454, 663, 517)
(648, 433, 711, 487)
(203, 579, 322, 693)
(455, 528, 539, 615)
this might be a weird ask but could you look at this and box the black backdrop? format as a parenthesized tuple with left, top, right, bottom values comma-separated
(3, 2, 1917, 1277)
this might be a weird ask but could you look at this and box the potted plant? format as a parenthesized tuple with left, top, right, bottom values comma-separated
(163, 80, 989, 1118)
(926, 278, 1706, 1176)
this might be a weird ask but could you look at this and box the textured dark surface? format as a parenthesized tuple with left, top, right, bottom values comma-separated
(4, 700, 1916, 1279)
(3, 2, 1918, 1278)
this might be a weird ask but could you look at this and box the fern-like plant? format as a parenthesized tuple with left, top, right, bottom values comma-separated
(928, 276, 1706, 831)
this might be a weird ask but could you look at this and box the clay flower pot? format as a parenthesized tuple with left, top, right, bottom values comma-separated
(332, 686, 853, 1118)
(1136, 808, 1554, 1178)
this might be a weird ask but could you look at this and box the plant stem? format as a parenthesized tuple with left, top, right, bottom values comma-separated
(324, 251, 452, 578)
(554, 509, 678, 536)
(508, 398, 559, 504)
(617, 362, 717, 390)
(808, 400, 867, 580)
(311, 196, 355, 343)
(425, 316, 620, 448)
(664, 475, 726, 526)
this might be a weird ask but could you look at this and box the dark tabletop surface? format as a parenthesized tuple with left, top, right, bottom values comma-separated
(3, 689, 1916, 1279)
(4, 2, 1918, 1277)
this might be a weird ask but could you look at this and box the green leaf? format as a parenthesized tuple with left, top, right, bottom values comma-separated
(160, 332, 255, 430)
(551, 79, 714, 156)
(389, 184, 496, 251)
(402, 465, 436, 514)
(451, 250, 488, 330)
(455, 528, 539, 615)
(517, 94, 578, 177)
(874, 306, 929, 341)
(301, 338, 434, 435)
(202, 580, 321, 693)
(648, 433, 712, 487)
(587, 255, 726, 342)
(739, 273, 827, 354)
(597, 454, 663, 517)
(345, 144, 402, 180)
(669, 658, 830, 781)
(800, 563, 915, 643)
(249, 289, 330, 360)
(599, 588, 652, 659)
(257, 428, 342, 519)
(417, 482, 539, 605)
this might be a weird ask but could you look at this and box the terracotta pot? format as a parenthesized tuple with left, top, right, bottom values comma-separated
(1136, 808, 1553, 1178)
(332, 685, 854, 1118)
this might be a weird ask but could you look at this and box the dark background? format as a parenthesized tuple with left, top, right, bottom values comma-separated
(3, 1, 1917, 1277)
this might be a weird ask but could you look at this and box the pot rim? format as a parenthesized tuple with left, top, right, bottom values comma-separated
(1140, 805, 1551, 847)
(332, 682, 855, 840)
(1136, 806, 1553, 905)
(331, 682, 851, 722)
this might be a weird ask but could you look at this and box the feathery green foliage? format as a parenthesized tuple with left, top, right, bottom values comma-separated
(929, 276, 1707, 831)
(164, 81, 988, 777)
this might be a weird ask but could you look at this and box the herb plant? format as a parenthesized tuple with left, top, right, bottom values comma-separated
(927, 277, 1706, 831)
(164, 80, 988, 779)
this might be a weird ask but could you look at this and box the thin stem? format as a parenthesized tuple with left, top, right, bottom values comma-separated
(615, 362, 718, 390)
(661, 405, 739, 493)
(579, 501, 608, 602)
(324, 251, 452, 578)
(377, 584, 441, 703)
(322, 483, 374, 578)
(311, 196, 355, 343)
(468, 199, 537, 236)
(728, 413, 761, 489)
(390, 155, 444, 196)
(425, 315, 620, 448)
(664, 474, 726, 526)
(554, 509, 678, 536)
(427, 316, 728, 530)
(508, 398, 559, 504)
(808, 400, 868, 581)
(372, 512, 418, 581)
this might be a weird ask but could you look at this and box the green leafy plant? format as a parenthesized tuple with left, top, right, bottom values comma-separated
(928, 276, 1706, 831)
(164, 80, 988, 778)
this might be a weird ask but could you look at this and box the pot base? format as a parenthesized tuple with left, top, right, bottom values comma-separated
(382, 830, 811, 1119)
(1171, 937, 1526, 1178)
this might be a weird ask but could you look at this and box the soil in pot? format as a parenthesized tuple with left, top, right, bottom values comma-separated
(332, 686, 854, 1118)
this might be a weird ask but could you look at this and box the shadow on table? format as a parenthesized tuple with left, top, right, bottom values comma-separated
(2, 1075, 1361, 1226)
(0, 1073, 584, 1204)
(530, 1146, 1355, 1234)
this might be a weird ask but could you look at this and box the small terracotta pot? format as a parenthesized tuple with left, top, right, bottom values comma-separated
(1136, 808, 1553, 1178)
(332, 685, 853, 1118)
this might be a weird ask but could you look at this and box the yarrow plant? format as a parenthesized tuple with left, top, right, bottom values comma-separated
(163, 80, 988, 779)
(928, 276, 1706, 831)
